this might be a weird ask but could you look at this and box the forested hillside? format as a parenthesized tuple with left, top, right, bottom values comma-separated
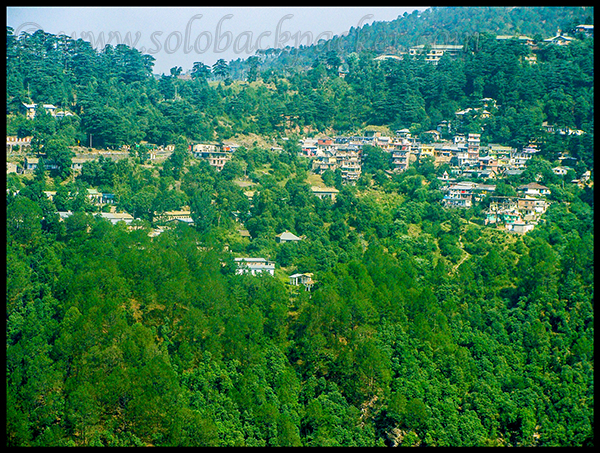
(6, 6, 594, 167)
(6, 6, 594, 448)
(238, 6, 594, 73)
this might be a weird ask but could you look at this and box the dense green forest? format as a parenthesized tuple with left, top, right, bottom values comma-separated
(6, 6, 594, 447)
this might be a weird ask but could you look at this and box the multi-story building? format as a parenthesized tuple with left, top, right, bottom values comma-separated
(511, 146, 539, 168)
(234, 258, 275, 276)
(518, 196, 549, 216)
(391, 138, 411, 172)
(192, 143, 232, 171)
(408, 44, 464, 64)
(443, 181, 478, 208)
(6, 136, 32, 152)
(312, 150, 338, 173)
(336, 148, 362, 183)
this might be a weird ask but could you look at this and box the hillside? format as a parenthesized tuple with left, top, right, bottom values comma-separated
(5, 6, 595, 448)
(231, 6, 594, 73)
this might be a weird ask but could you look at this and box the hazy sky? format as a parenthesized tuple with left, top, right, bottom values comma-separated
(6, 6, 426, 74)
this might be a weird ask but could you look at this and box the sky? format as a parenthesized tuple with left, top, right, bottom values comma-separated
(6, 6, 426, 75)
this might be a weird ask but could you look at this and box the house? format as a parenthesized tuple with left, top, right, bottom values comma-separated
(193, 147, 232, 171)
(234, 258, 275, 276)
(23, 157, 58, 172)
(503, 169, 524, 178)
(517, 182, 551, 197)
(71, 157, 88, 172)
(485, 197, 519, 225)
(57, 211, 73, 221)
(54, 110, 74, 119)
(575, 24, 594, 37)
(221, 142, 240, 153)
(552, 166, 570, 176)
(289, 273, 314, 291)
(467, 133, 481, 150)
(43, 191, 57, 201)
(312, 151, 338, 173)
(148, 227, 165, 238)
(86, 188, 102, 204)
(408, 44, 464, 64)
(155, 210, 193, 223)
(57, 210, 137, 226)
(478, 169, 497, 180)
(21, 103, 57, 119)
(335, 148, 362, 183)
(373, 54, 404, 62)
(499, 210, 523, 228)
(419, 143, 436, 157)
(23, 157, 38, 172)
(238, 229, 252, 239)
(580, 170, 591, 183)
(102, 193, 116, 204)
(478, 155, 498, 170)
(473, 183, 496, 202)
(395, 128, 411, 139)
(165, 217, 194, 226)
(487, 144, 514, 167)
(544, 29, 574, 45)
(99, 212, 136, 225)
(518, 196, 548, 215)
(496, 34, 534, 45)
(391, 145, 411, 172)
(311, 186, 339, 201)
(317, 137, 334, 150)
(438, 170, 455, 183)
(511, 147, 539, 168)
(7, 162, 19, 174)
(437, 120, 452, 135)
(6, 135, 32, 152)
(558, 155, 578, 167)
(511, 222, 536, 234)
(443, 182, 477, 208)
(374, 136, 392, 149)
(276, 231, 302, 243)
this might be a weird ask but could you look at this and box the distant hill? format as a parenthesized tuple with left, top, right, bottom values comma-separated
(228, 6, 594, 76)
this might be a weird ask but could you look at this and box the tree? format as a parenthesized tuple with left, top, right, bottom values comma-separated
(191, 61, 211, 82)
(212, 59, 229, 81)
(7, 196, 44, 249)
(362, 145, 390, 174)
(246, 56, 261, 83)
(33, 157, 47, 187)
(169, 66, 183, 78)
(190, 190, 216, 235)
(44, 137, 74, 180)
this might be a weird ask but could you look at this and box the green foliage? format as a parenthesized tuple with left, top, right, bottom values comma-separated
(5, 7, 594, 448)
(6, 7, 594, 162)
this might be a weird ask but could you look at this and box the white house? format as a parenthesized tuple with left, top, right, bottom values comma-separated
(511, 222, 536, 234)
(289, 273, 314, 291)
(21, 103, 57, 119)
(276, 231, 302, 243)
(552, 166, 569, 176)
(517, 182, 551, 197)
(544, 29, 575, 45)
(99, 212, 136, 225)
(234, 258, 275, 276)
(311, 186, 339, 201)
